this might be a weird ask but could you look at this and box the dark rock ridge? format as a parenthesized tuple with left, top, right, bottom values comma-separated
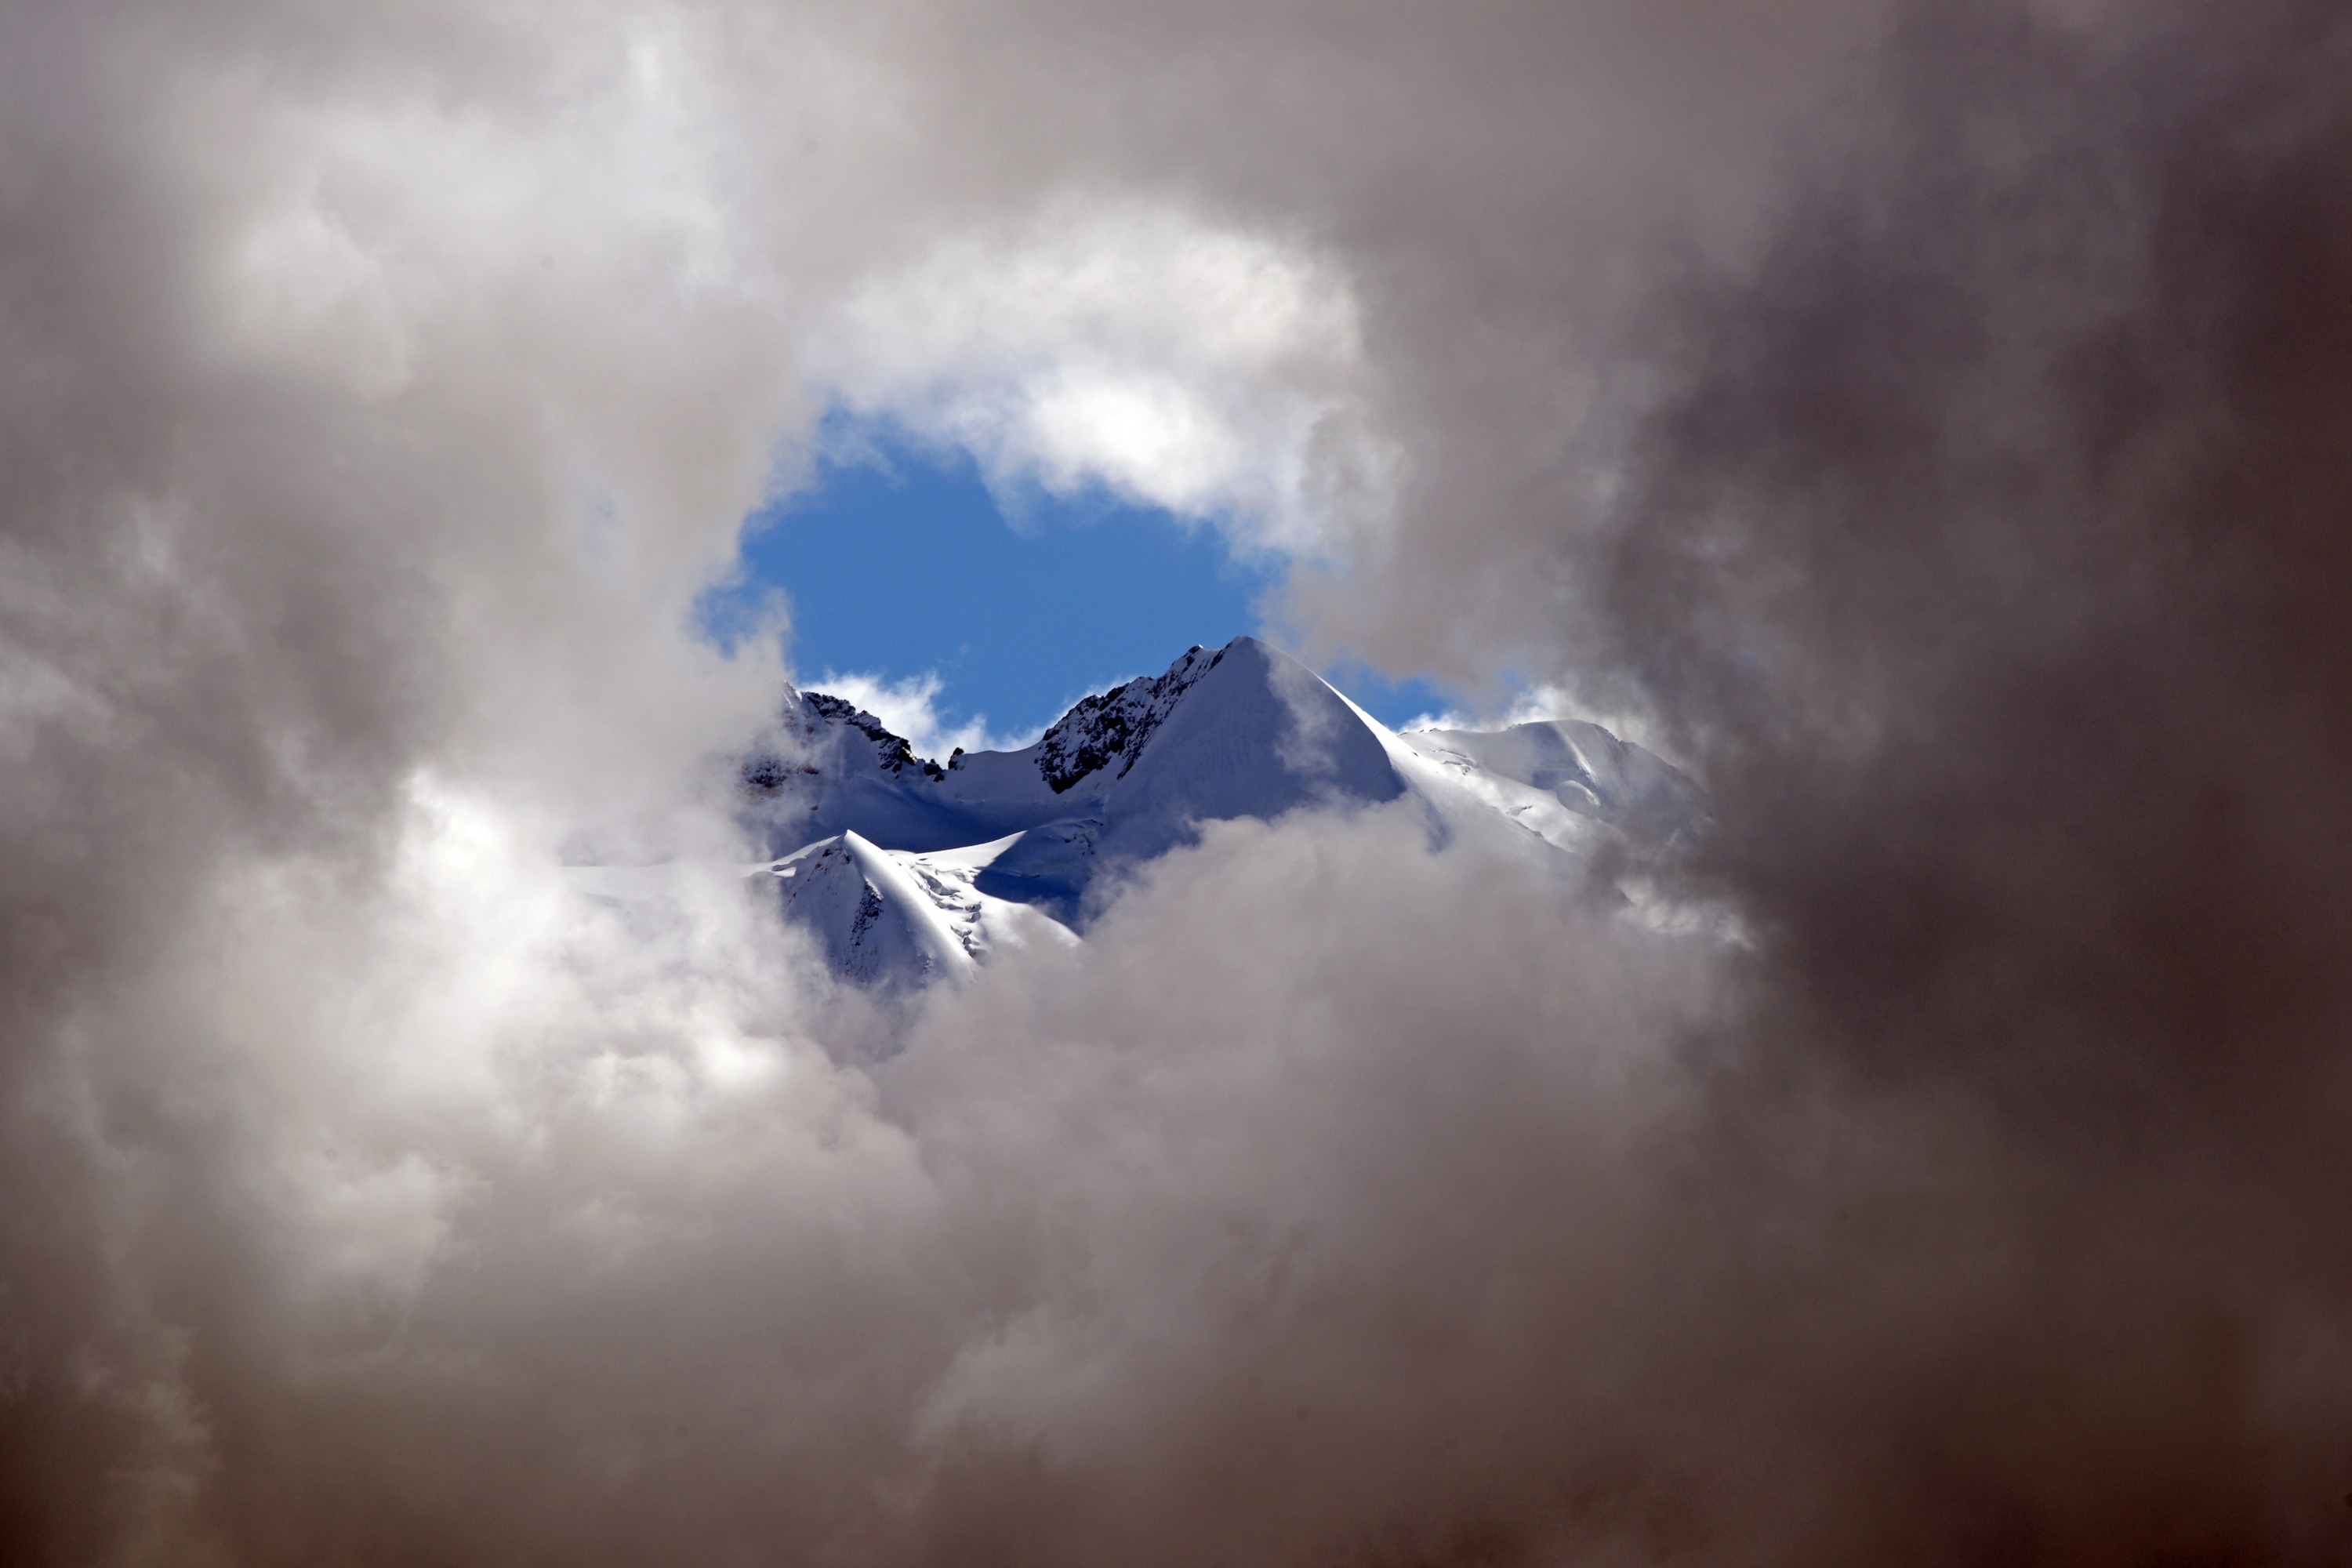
(786, 692, 944, 780)
(1032, 644, 1222, 793)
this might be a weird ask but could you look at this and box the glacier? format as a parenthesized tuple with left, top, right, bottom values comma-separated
(728, 636, 1697, 992)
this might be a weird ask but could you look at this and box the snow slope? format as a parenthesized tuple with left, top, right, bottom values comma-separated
(761, 830, 1076, 991)
(733, 636, 1697, 990)
(1399, 719, 1699, 844)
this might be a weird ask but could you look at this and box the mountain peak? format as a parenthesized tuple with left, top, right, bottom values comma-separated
(715, 637, 1690, 991)
(1033, 641, 1226, 793)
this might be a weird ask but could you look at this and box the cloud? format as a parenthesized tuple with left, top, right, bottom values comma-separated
(1400, 682, 1589, 735)
(807, 667, 1038, 757)
(811, 198, 1392, 557)
(13, 0, 2352, 1565)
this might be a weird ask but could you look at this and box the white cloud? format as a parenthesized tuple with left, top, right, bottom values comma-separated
(1400, 682, 1582, 735)
(809, 668, 1038, 758)
(1398, 681, 1686, 766)
(811, 198, 1397, 558)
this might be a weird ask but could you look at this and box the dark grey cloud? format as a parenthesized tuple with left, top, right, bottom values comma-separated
(8, 0, 2350, 1564)
(1552, 0, 2352, 1556)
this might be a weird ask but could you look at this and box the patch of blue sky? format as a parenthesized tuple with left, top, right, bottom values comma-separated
(701, 416, 1461, 743)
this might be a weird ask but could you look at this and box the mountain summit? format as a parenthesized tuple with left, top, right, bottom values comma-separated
(733, 637, 1696, 990)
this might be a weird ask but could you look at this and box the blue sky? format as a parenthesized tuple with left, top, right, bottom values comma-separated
(702, 421, 1454, 745)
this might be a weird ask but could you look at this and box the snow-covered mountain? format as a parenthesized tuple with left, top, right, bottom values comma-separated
(737, 636, 1697, 990)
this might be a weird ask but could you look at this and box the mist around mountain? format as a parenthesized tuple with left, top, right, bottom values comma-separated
(730, 636, 1700, 991)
